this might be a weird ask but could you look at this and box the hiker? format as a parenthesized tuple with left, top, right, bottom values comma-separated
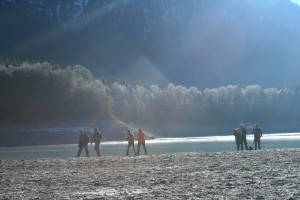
(91, 128, 104, 157)
(238, 124, 248, 150)
(76, 130, 89, 157)
(136, 128, 148, 155)
(234, 128, 243, 151)
(252, 123, 263, 150)
(126, 129, 136, 156)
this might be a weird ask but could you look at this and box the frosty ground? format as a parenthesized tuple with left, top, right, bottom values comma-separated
(0, 149, 299, 199)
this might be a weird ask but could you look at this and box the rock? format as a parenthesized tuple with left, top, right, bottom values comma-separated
(0, 149, 300, 199)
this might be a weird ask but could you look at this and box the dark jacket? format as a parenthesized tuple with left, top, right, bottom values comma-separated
(234, 129, 242, 145)
(127, 132, 134, 144)
(79, 133, 89, 147)
(92, 132, 103, 144)
(252, 127, 262, 139)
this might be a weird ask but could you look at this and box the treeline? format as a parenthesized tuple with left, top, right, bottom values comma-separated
(0, 61, 111, 122)
(1, 61, 300, 126)
(106, 79, 300, 126)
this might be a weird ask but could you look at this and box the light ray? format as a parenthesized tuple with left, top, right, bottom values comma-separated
(290, 0, 300, 6)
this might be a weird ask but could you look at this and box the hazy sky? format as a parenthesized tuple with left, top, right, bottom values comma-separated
(1, 0, 300, 89)
(290, 0, 300, 6)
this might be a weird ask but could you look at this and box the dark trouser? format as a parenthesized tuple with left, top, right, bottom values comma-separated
(94, 142, 100, 157)
(241, 135, 248, 150)
(235, 137, 242, 151)
(254, 137, 261, 150)
(77, 145, 89, 157)
(126, 142, 136, 156)
(136, 142, 147, 155)
(237, 143, 242, 151)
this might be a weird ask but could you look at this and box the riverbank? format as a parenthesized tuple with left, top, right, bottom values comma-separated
(1, 149, 299, 199)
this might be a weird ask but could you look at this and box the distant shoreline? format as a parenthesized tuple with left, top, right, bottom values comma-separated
(1, 149, 300, 199)
(1, 133, 300, 160)
(1, 122, 300, 147)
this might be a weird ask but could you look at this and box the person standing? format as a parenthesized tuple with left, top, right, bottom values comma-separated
(136, 128, 147, 155)
(252, 123, 263, 150)
(91, 128, 104, 157)
(126, 129, 136, 156)
(239, 124, 248, 150)
(234, 128, 243, 151)
(76, 130, 89, 157)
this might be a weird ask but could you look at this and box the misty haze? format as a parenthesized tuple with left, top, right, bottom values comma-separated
(1, 0, 300, 146)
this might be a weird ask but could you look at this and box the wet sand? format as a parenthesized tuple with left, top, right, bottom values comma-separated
(1, 149, 299, 199)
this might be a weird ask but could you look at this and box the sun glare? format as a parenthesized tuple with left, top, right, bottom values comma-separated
(290, 0, 300, 6)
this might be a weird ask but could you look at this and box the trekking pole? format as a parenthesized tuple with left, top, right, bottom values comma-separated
(102, 134, 108, 142)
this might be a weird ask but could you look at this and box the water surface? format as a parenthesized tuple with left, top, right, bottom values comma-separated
(0, 133, 299, 160)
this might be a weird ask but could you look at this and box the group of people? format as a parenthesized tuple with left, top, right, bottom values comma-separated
(76, 127, 148, 157)
(126, 128, 148, 156)
(76, 127, 105, 157)
(234, 123, 263, 151)
(77, 124, 263, 157)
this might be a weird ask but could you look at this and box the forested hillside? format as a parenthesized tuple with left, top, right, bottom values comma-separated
(1, 61, 300, 146)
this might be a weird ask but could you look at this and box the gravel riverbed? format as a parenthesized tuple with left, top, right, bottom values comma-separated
(1, 149, 299, 199)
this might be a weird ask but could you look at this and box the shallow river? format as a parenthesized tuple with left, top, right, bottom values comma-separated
(0, 133, 299, 160)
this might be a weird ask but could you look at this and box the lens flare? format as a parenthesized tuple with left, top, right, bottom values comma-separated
(290, 0, 300, 6)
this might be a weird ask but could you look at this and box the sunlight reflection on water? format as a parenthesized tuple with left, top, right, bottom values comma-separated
(0, 133, 299, 160)
(106, 132, 300, 145)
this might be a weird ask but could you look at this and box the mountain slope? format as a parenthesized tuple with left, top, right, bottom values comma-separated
(1, 0, 300, 87)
